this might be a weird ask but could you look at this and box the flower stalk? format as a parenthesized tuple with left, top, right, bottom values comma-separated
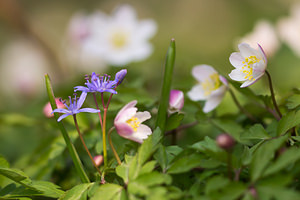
(107, 127, 121, 165)
(73, 115, 102, 176)
(265, 70, 282, 118)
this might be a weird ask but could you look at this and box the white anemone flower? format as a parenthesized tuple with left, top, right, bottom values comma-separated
(238, 20, 279, 57)
(82, 4, 157, 66)
(114, 100, 152, 143)
(187, 65, 228, 113)
(277, 3, 300, 57)
(229, 43, 267, 88)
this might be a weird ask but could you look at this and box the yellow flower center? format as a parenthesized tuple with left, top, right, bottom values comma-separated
(126, 117, 140, 132)
(110, 31, 128, 48)
(241, 55, 260, 81)
(202, 73, 221, 96)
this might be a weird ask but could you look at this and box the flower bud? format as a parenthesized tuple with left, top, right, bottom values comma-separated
(169, 90, 184, 113)
(94, 155, 104, 166)
(43, 98, 65, 118)
(115, 69, 127, 85)
(216, 133, 235, 150)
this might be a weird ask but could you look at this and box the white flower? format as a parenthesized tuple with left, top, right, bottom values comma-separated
(277, 3, 300, 57)
(229, 43, 267, 88)
(169, 90, 184, 114)
(114, 100, 152, 143)
(187, 65, 228, 113)
(0, 39, 50, 97)
(67, 5, 157, 67)
(237, 20, 279, 57)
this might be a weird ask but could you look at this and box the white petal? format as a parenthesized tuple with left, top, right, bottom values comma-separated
(136, 20, 157, 41)
(130, 124, 152, 143)
(229, 52, 245, 68)
(228, 69, 247, 81)
(238, 43, 262, 59)
(191, 65, 217, 82)
(135, 111, 151, 123)
(203, 95, 224, 113)
(187, 84, 207, 101)
(115, 100, 137, 122)
(240, 80, 255, 88)
(113, 5, 137, 23)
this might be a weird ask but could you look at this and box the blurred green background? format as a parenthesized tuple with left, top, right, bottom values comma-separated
(0, 0, 299, 168)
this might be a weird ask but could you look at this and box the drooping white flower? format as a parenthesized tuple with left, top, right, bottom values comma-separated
(66, 5, 157, 67)
(114, 100, 152, 143)
(229, 43, 267, 88)
(237, 20, 279, 57)
(187, 65, 228, 113)
(169, 90, 184, 113)
(277, 3, 300, 57)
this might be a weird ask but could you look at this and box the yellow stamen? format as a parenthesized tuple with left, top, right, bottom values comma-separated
(202, 73, 221, 96)
(110, 32, 128, 48)
(240, 55, 260, 81)
(126, 117, 140, 132)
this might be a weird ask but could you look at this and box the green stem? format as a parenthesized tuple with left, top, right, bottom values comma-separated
(265, 70, 282, 118)
(45, 74, 89, 183)
(73, 115, 102, 176)
(155, 38, 176, 134)
(102, 108, 108, 167)
(229, 88, 257, 122)
(107, 127, 121, 165)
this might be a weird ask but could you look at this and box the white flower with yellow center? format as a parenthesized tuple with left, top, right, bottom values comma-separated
(114, 100, 152, 143)
(187, 65, 228, 113)
(229, 43, 267, 88)
(83, 4, 157, 66)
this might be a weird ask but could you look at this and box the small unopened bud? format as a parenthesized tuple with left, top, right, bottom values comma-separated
(94, 155, 104, 166)
(115, 69, 127, 85)
(43, 98, 65, 118)
(216, 133, 235, 150)
(249, 186, 257, 198)
(168, 90, 184, 113)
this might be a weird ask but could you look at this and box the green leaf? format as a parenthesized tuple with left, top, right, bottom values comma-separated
(0, 155, 10, 168)
(0, 167, 32, 186)
(250, 135, 287, 181)
(240, 124, 271, 140)
(30, 181, 64, 198)
(277, 110, 300, 136)
(168, 154, 203, 174)
(139, 161, 157, 175)
(211, 119, 244, 142)
(45, 74, 89, 183)
(165, 113, 184, 131)
(205, 176, 229, 195)
(91, 184, 124, 200)
(133, 172, 172, 187)
(155, 39, 176, 134)
(263, 147, 300, 177)
(59, 183, 94, 200)
(286, 94, 300, 110)
(116, 163, 129, 184)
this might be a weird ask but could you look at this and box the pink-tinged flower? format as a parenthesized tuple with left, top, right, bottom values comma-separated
(237, 20, 279, 57)
(169, 90, 184, 113)
(229, 43, 267, 88)
(94, 155, 104, 166)
(187, 65, 228, 113)
(43, 98, 66, 118)
(114, 100, 152, 143)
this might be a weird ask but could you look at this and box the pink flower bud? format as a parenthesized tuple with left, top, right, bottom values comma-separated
(94, 155, 104, 166)
(43, 98, 65, 118)
(169, 90, 184, 113)
(216, 133, 235, 150)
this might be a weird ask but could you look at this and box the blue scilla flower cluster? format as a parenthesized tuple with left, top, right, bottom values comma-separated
(52, 69, 127, 121)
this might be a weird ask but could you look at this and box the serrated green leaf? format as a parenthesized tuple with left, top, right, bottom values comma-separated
(277, 110, 300, 136)
(250, 135, 287, 181)
(263, 147, 300, 177)
(59, 183, 94, 200)
(0, 167, 32, 186)
(240, 124, 271, 140)
(91, 184, 124, 200)
(134, 172, 172, 187)
(116, 163, 129, 184)
(165, 113, 184, 131)
(286, 94, 300, 110)
(168, 154, 202, 174)
(139, 161, 157, 175)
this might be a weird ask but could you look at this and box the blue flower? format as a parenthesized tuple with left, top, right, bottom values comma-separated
(52, 92, 100, 122)
(74, 69, 127, 94)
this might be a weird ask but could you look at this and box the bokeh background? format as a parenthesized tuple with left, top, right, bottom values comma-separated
(0, 0, 299, 174)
